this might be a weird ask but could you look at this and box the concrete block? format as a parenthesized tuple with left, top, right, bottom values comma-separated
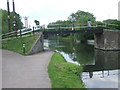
(28, 32, 44, 55)
(94, 30, 120, 50)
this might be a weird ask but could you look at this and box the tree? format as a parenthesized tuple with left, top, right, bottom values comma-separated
(103, 19, 120, 30)
(68, 10, 96, 42)
(1, 9, 23, 34)
(34, 20, 40, 25)
(68, 10, 96, 25)
(48, 10, 97, 42)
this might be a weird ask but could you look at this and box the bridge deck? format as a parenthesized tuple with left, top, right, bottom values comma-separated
(43, 29, 103, 34)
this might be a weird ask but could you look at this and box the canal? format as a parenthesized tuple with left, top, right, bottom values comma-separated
(44, 37, 120, 88)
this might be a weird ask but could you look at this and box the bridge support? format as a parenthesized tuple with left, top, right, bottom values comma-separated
(28, 32, 44, 55)
(94, 30, 120, 50)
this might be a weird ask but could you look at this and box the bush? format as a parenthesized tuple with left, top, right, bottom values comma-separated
(62, 63, 82, 75)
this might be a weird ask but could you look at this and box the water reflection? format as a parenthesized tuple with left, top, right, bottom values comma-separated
(82, 50, 120, 88)
(46, 38, 120, 88)
(48, 39, 95, 65)
(83, 49, 120, 72)
(82, 70, 119, 88)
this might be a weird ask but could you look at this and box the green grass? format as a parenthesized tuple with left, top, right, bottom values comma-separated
(48, 52, 86, 88)
(2, 34, 39, 55)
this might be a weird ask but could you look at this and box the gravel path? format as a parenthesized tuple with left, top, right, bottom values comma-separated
(2, 49, 54, 88)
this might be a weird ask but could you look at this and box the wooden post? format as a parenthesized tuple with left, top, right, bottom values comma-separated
(44, 25, 45, 31)
(72, 23, 75, 30)
(33, 26, 34, 35)
(23, 44, 25, 54)
(59, 24, 60, 31)
(12, 0, 17, 37)
(7, 0, 11, 32)
(43, 24, 45, 32)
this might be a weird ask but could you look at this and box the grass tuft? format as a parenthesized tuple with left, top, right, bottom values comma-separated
(48, 52, 85, 88)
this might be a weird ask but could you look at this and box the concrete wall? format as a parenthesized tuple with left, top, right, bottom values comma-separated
(28, 32, 44, 55)
(94, 30, 120, 50)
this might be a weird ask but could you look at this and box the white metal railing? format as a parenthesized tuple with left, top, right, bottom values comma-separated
(2, 27, 41, 39)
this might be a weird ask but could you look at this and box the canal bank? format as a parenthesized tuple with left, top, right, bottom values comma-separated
(45, 38, 120, 88)
(48, 52, 85, 88)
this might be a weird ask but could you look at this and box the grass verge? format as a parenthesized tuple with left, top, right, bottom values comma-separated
(2, 35, 39, 55)
(48, 52, 85, 88)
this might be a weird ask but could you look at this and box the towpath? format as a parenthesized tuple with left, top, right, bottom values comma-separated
(2, 49, 54, 88)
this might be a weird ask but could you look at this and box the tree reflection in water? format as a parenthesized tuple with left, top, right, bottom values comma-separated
(47, 38, 120, 88)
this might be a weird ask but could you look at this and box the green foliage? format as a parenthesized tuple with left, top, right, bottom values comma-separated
(1, 9, 23, 34)
(2, 34, 39, 55)
(69, 10, 96, 41)
(48, 10, 96, 41)
(48, 52, 85, 88)
(103, 19, 120, 30)
(96, 21, 104, 26)
(47, 10, 120, 41)
(48, 10, 96, 26)
(103, 19, 120, 24)
(69, 10, 96, 25)
(1, 9, 8, 34)
(34, 20, 40, 25)
(62, 63, 82, 76)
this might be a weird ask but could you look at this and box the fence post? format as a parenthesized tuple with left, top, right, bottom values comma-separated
(20, 28, 22, 37)
(59, 24, 60, 31)
(33, 26, 34, 35)
(16, 27, 17, 37)
(13, 21, 17, 37)
(44, 25, 45, 31)
(23, 44, 25, 54)
(44, 27, 45, 32)
(72, 23, 75, 30)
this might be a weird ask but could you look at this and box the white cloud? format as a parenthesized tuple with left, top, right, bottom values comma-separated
(1, 0, 119, 25)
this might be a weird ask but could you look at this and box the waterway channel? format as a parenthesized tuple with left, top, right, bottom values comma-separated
(44, 37, 120, 88)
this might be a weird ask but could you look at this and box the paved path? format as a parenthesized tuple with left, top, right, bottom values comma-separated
(2, 49, 54, 88)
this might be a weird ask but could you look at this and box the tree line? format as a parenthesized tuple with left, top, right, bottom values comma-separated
(47, 10, 120, 42)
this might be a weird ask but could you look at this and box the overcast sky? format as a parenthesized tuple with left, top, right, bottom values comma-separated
(0, 0, 120, 26)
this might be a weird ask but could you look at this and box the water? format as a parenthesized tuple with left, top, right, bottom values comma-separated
(44, 38, 120, 88)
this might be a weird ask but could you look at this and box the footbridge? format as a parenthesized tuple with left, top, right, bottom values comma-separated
(2, 24, 120, 55)
(43, 28, 103, 34)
